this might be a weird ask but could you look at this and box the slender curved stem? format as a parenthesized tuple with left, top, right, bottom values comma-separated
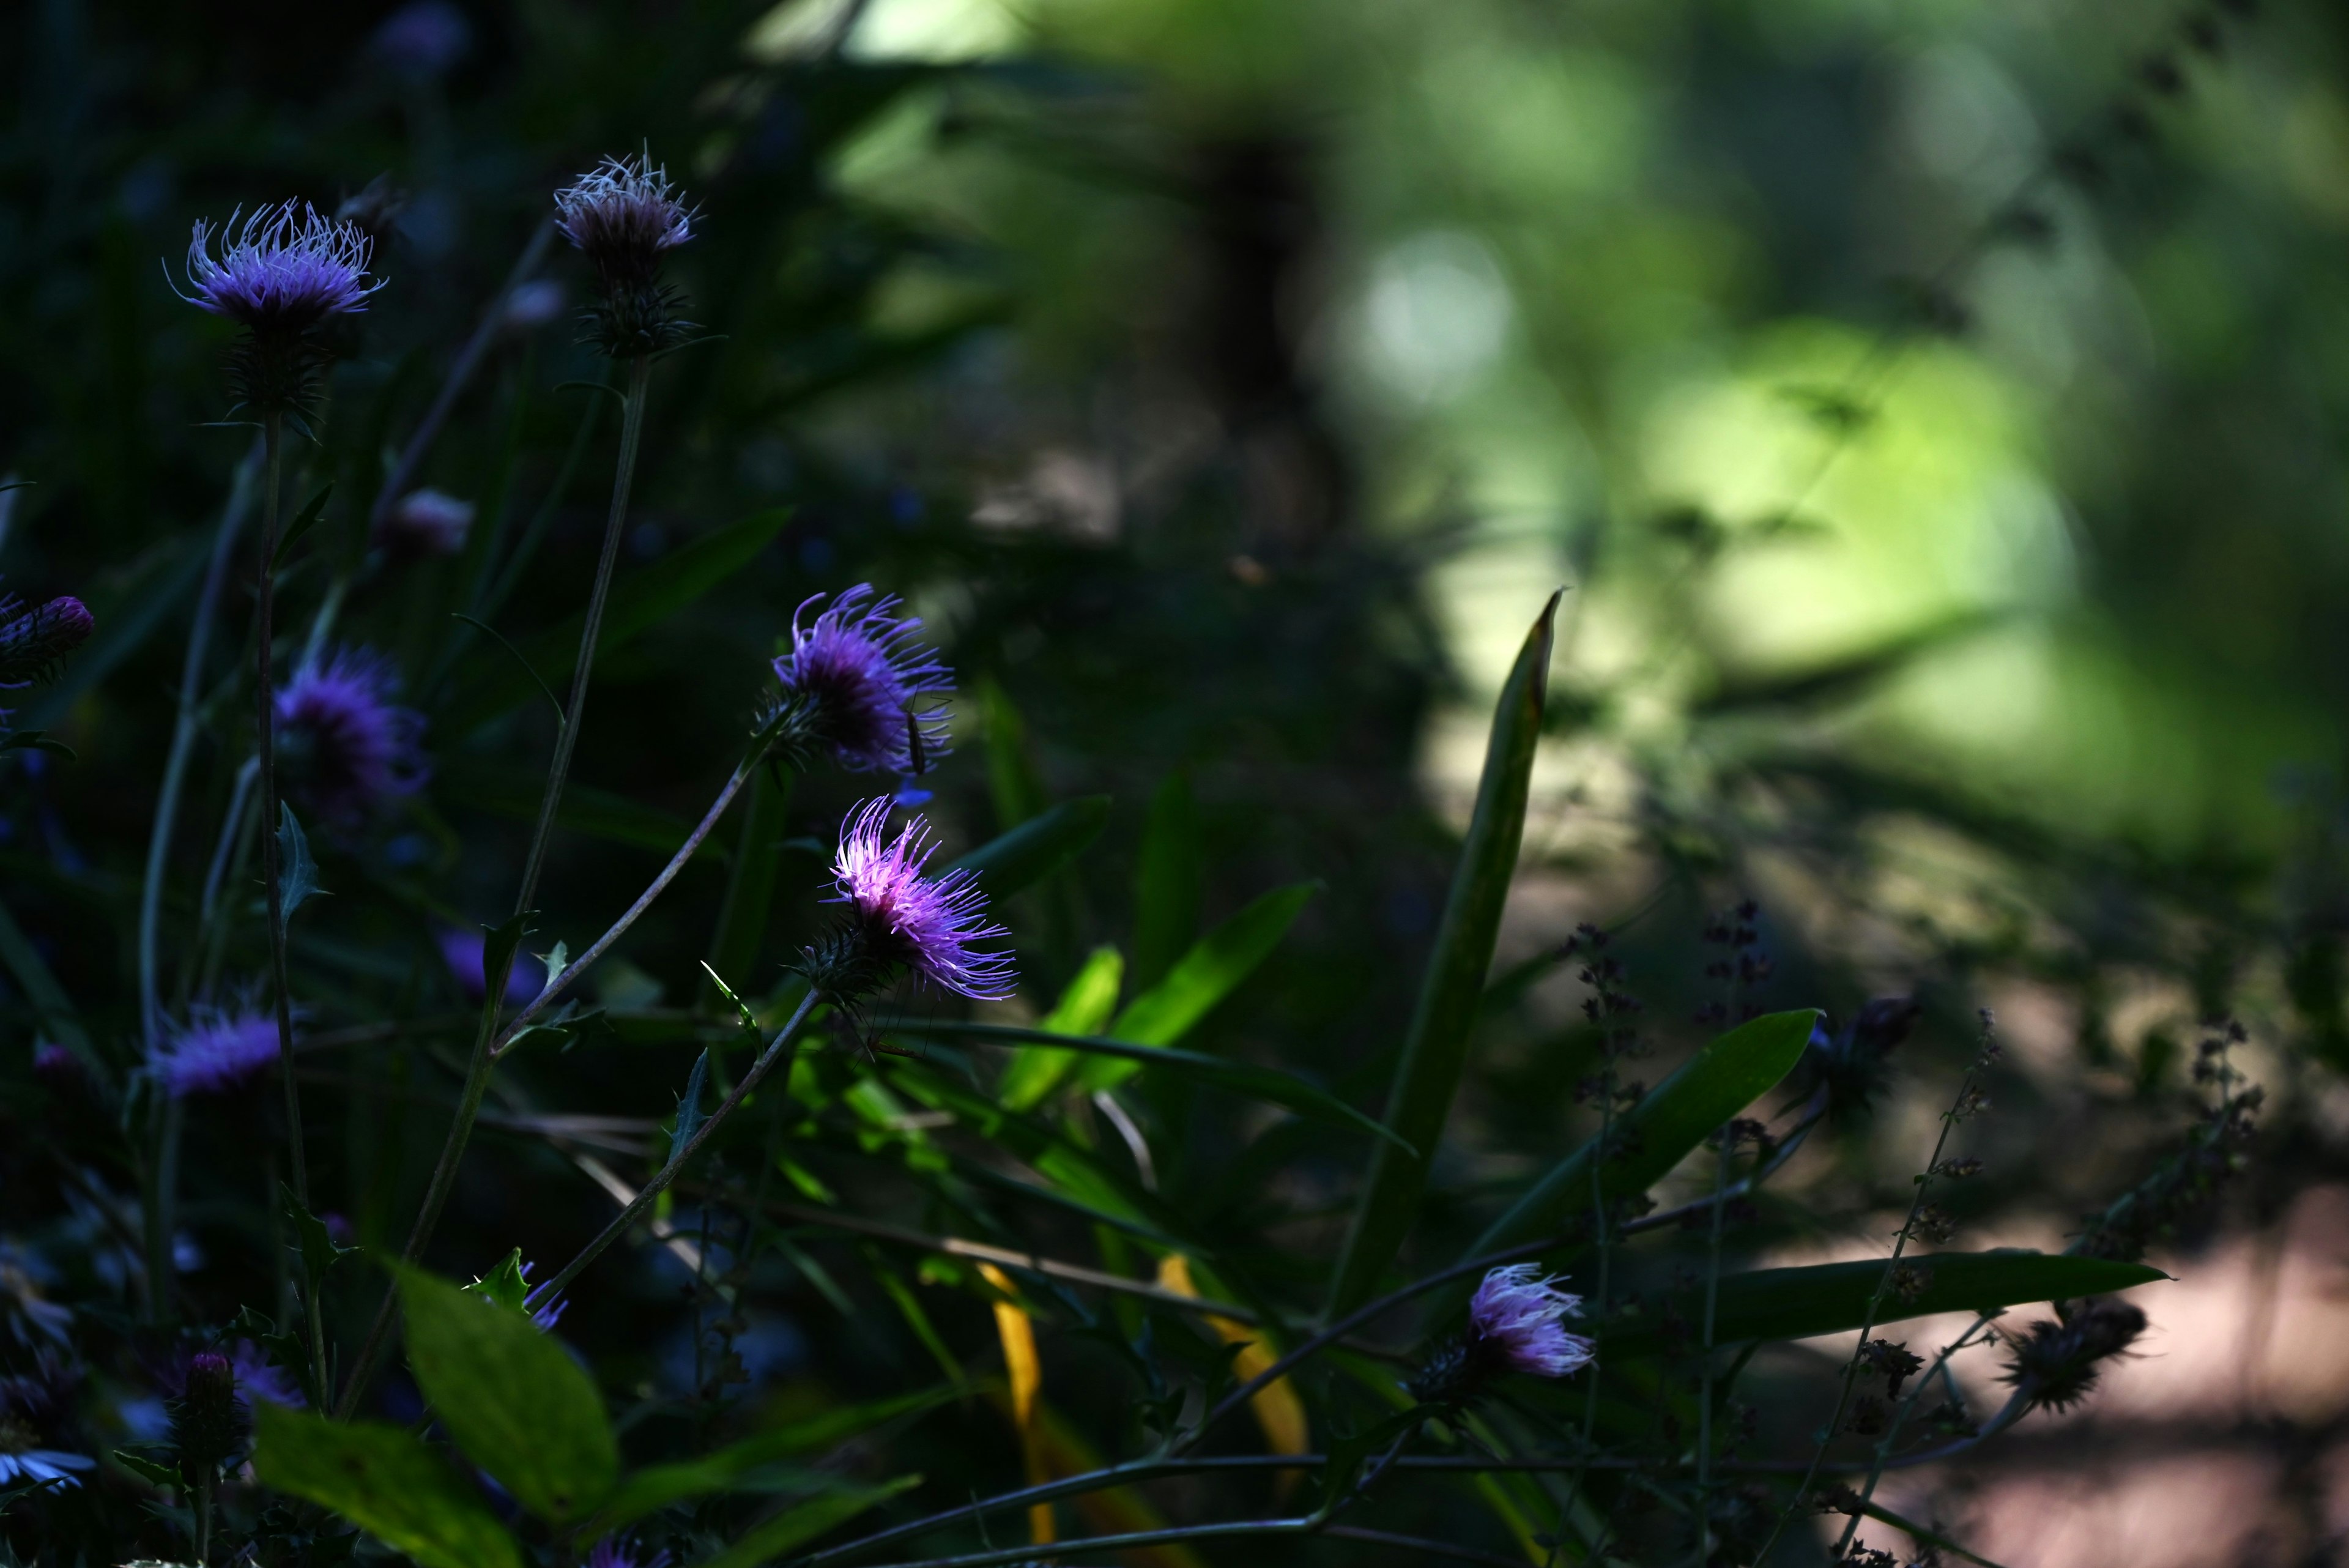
(335, 354, 652, 1418)
(838, 1515, 1321, 1568)
(530, 989, 817, 1307)
(1694, 1131, 1732, 1563)
(491, 728, 782, 1058)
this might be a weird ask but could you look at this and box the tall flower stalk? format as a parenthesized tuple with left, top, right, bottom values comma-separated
(175, 202, 377, 1394)
(338, 153, 696, 1416)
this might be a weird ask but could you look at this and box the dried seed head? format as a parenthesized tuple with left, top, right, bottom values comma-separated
(2002, 1297, 2147, 1411)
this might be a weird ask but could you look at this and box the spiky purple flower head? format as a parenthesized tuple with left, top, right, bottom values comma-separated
(376, 487, 475, 559)
(804, 798, 1015, 1003)
(770, 586, 953, 775)
(1466, 1265, 1594, 1378)
(177, 203, 380, 335)
(555, 152, 697, 356)
(149, 1003, 285, 1098)
(585, 1539, 673, 1568)
(174, 201, 382, 411)
(275, 647, 428, 828)
(0, 595, 94, 693)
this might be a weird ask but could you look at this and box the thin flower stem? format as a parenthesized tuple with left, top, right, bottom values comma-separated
(1551, 1076, 1619, 1566)
(489, 726, 784, 1058)
(139, 445, 259, 1320)
(1830, 1312, 2007, 1556)
(1751, 1051, 1989, 1566)
(252, 412, 327, 1405)
(188, 756, 261, 1002)
(254, 414, 305, 1208)
(141, 444, 259, 1052)
(1694, 1129, 1733, 1564)
(335, 352, 653, 1418)
(532, 988, 817, 1306)
(839, 1515, 1321, 1568)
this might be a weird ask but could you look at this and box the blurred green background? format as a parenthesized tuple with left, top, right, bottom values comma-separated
(6, 0, 2349, 1559)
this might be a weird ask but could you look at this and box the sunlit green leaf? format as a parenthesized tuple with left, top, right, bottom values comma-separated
(998, 944, 1124, 1110)
(395, 1266, 616, 1525)
(1132, 770, 1202, 991)
(251, 1403, 521, 1568)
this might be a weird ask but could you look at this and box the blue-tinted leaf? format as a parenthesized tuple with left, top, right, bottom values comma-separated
(251, 1404, 521, 1568)
(669, 1049, 711, 1167)
(275, 803, 322, 924)
(1326, 593, 1561, 1317)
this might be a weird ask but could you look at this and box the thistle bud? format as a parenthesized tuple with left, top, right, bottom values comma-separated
(0, 596, 94, 689)
(168, 1351, 248, 1479)
(2002, 1296, 2147, 1411)
(554, 153, 697, 357)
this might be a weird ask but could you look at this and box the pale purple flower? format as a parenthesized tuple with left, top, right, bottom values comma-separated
(275, 647, 428, 827)
(370, 0, 472, 80)
(501, 278, 568, 332)
(555, 154, 694, 273)
(231, 1341, 304, 1408)
(585, 1539, 672, 1568)
(376, 488, 475, 559)
(555, 153, 696, 356)
(175, 203, 381, 335)
(772, 586, 952, 773)
(826, 798, 1014, 1000)
(150, 1004, 284, 1098)
(0, 1446, 91, 1490)
(1467, 1265, 1594, 1378)
(436, 927, 541, 1005)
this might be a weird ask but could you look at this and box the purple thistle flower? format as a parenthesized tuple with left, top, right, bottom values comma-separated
(149, 1003, 285, 1098)
(771, 586, 953, 774)
(585, 1539, 673, 1568)
(1467, 1265, 1594, 1378)
(554, 153, 696, 357)
(275, 647, 428, 828)
(229, 1341, 304, 1408)
(175, 203, 382, 336)
(555, 153, 694, 272)
(0, 595, 94, 693)
(817, 798, 1015, 1001)
(376, 487, 475, 559)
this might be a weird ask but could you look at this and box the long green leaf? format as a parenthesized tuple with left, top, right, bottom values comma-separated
(396, 1266, 618, 1524)
(883, 1017, 1411, 1152)
(946, 795, 1110, 900)
(998, 945, 1124, 1110)
(1078, 880, 1319, 1091)
(1470, 1008, 1819, 1261)
(251, 1404, 521, 1568)
(442, 506, 790, 732)
(1597, 1251, 2167, 1356)
(1325, 592, 1560, 1316)
(700, 1476, 922, 1568)
(589, 1387, 954, 1532)
(1131, 769, 1202, 991)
